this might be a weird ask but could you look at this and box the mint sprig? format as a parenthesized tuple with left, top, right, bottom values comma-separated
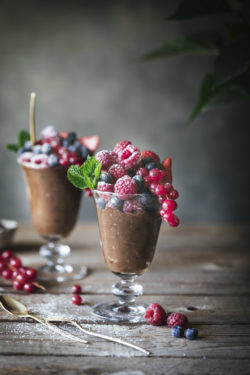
(6, 130, 30, 153)
(67, 156, 102, 190)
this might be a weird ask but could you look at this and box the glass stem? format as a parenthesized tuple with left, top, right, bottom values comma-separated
(112, 274, 143, 305)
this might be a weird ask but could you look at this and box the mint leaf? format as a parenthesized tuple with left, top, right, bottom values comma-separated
(18, 130, 30, 149)
(67, 156, 102, 190)
(6, 144, 19, 153)
(67, 165, 88, 189)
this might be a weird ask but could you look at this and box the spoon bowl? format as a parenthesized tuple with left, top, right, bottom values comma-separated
(0, 295, 29, 316)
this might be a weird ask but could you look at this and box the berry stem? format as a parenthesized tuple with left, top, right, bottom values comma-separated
(29, 92, 36, 146)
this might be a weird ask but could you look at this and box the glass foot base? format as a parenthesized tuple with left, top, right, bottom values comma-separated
(93, 302, 147, 323)
(38, 264, 88, 283)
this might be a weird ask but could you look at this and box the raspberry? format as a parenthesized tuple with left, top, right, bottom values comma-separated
(118, 144, 141, 170)
(136, 168, 148, 177)
(109, 164, 127, 180)
(123, 197, 144, 214)
(141, 151, 160, 164)
(97, 182, 114, 193)
(114, 175, 137, 199)
(167, 312, 188, 328)
(113, 140, 131, 156)
(144, 303, 166, 326)
(95, 150, 116, 169)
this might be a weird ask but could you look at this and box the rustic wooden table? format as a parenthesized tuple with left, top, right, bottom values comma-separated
(0, 222, 250, 375)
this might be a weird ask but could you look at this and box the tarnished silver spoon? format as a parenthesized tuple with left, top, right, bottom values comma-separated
(0, 295, 88, 345)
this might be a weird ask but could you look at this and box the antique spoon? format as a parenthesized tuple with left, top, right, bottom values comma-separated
(0, 295, 88, 345)
(47, 316, 150, 356)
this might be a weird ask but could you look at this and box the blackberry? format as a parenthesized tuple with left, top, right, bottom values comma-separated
(100, 172, 113, 184)
(171, 326, 184, 338)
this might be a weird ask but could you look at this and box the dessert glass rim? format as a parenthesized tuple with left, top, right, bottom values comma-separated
(93, 190, 154, 198)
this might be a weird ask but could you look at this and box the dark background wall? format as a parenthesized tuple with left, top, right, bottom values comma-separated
(0, 0, 249, 223)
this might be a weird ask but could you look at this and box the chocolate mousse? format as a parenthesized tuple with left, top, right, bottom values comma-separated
(22, 165, 82, 239)
(96, 207, 161, 275)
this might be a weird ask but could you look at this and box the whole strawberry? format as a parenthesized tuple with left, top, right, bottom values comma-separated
(167, 312, 188, 328)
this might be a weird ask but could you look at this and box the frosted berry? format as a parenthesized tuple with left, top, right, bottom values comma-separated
(72, 284, 82, 294)
(1, 250, 13, 260)
(171, 326, 184, 338)
(144, 303, 166, 326)
(123, 198, 144, 214)
(154, 184, 166, 196)
(136, 168, 148, 177)
(169, 189, 179, 200)
(141, 151, 160, 164)
(72, 294, 82, 305)
(23, 283, 36, 293)
(162, 199, 177, 212)
(167, 312, 188, 328)
(113, 140, 131, 156)
(114, 175, 137, 199)
(97, 182, 114, 193)
(185, 328, 198, 340)
(149, 169, 163, 182)
(118, 144, 141, 170)
(109, 164, 127, 180)
(95, 150, 116, 169)
(2, 268, 13, 279)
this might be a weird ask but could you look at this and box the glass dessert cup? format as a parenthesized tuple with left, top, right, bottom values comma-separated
(21, 164, 87, 282)
(93, 191, 162, 323)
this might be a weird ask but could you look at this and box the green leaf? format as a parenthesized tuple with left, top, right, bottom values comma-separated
(18, 130, 30, 149)
(67, 156, 102, 190)
(215, 35, 250, 85)
(67, 165, 88, 190)
(6, 143, 19, 153)
(167, 0, 231, 20)
(141, 31, 222, 61)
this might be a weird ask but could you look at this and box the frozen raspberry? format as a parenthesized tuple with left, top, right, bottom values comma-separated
(167, 312, 188, 328)
(95, 150, 116, 169)
(97, 182, 114, 193)
(141, 151, 160, 164)
(144, 303, 166, 326)
(114, 175, 137, 199)
(109, 164, 127, 180)
(123, 197, 144, 213)
(113, 140, 131, 156)
(136, 168, 148, 178)
(118, 144, 141, 170)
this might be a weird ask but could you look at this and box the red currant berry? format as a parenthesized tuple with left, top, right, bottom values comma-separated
(12, 270, 19, 280)
(136, 168, 148, 178)
(149, 169, 163, 182)
(168, 215, 180, 227)
(154, 184, 166, 196)
(0, 260, 7, 273)
(23, 283, 36, 293)
(16, 273, 29, 285)
(169, 189, 179, 200)
(149, 183, 157, 193)
(9, 257, 22, 270)
(2, 268, 13, 280)
(72, 284, 82, 294)
(163, 211, 175, 222)
(72, 294, 82, 305)
(162, 199, 177, 212)
(1, 250, 13, 260)
(164, 183, 172, 194)
(158, 195, 165, 204)
(13, 280, 24, 290)
(160, 208, 166, 217)
(18, 267, 28, 274)
(26, 268, 37, 281)
(59, 158, 69, 167)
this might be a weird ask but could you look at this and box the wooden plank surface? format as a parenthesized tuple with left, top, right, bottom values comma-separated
(0, 222, 250, 375)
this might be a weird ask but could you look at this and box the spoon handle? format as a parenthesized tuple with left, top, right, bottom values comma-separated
(47, 317, 150, 356)
(27, 314, 88, 344)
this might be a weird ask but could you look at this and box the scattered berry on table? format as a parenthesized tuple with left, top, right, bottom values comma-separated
(9, 257, 22, 270)
(114, 175, 137, 199)
(2, 268, 13, 280)
(1, 250, 13, 260)
(23, 282, 36, 293)
(72, 294, 82, 305)
(144, 303, 166, 326)
(171, 326, 185, 338)
(167, 312, 188, 328)
(72, 284, 82, 294)
(185, 328, 198, 340)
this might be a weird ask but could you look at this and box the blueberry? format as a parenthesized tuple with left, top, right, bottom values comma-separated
(67, 144, 77, 153)
(171, 326, 184, 338)
(141, 157, 155, 166)
(145, 162, 157, 171)
(23, 141, 32, 152)
(110, 196, 124, 210)
(185, 328, 198, 340)
(100, 172, 113, 184)
(67, 132, 77, 144)
(33, 145, 43, 154)
(41, 143, 52, 155)
(17, 147, 25, 156)
(62, 138, 70, 148)
(154, 163, 165, 171)
(141, 193, 159, 211)
(80, 145, 90, 160)
(96, 197, 106, 210)
(133, 175, 147, 193)
(48, 154, 59, 167)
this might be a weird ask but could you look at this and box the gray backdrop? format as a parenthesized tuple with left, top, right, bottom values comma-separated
(0, 0, 249, 223)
